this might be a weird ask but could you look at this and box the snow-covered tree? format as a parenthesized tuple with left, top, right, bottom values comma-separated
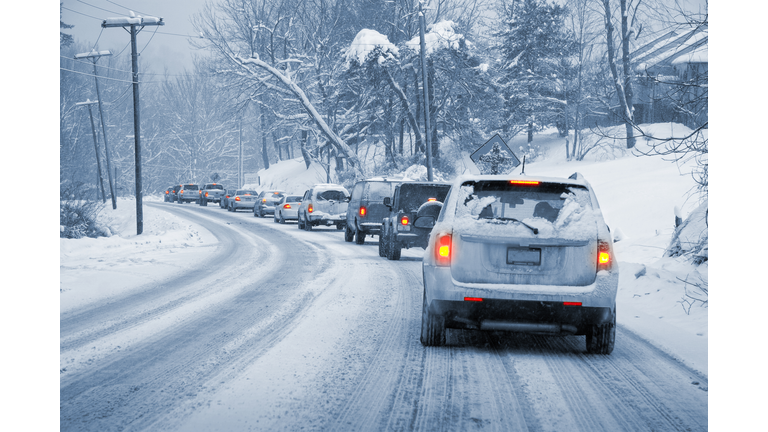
(497, 0, 576, 143)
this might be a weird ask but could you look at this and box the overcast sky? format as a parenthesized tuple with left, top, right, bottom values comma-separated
(61, 0, 210, 76)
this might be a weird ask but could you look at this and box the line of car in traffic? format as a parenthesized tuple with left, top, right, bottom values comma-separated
(161, 172, 618, 354)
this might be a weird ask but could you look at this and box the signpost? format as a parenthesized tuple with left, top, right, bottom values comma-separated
(470, 135, 521, 175)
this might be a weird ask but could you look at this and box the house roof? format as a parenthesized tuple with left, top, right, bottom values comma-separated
(631, 25, 708, 73)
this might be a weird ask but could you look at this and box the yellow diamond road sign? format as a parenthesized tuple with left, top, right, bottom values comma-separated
(470, 135, 521, 175)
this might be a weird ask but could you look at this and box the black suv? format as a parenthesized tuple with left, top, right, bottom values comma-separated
(379, 182, 451, 260)
(345, 179, 402, 245)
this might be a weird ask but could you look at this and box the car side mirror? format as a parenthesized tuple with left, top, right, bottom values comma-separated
(413, 216, 435, 229)
(383, 197, 391, 208)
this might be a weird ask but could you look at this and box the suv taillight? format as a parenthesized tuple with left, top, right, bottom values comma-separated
(435, 233, 452, 267)
(597, 240, 612, 271)
(308, 204, 314, 213)
(359, 206, 366, 217)
(235, 196, 241, 201)
(400, 215, 410, 225)
(283, 203, 291, 209)
(205, 192, 209, 197)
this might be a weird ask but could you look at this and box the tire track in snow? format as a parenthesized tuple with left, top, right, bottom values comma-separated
(60, 205, 333, 432)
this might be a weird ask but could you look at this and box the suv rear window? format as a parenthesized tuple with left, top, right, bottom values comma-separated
(456, 181, 592, 224)
(397, 185, 451, 212)
(317, 190, 347, 201)
(285, 196, 302, 203)
(183, 185, 199, 190)
(206, 184, 224, 190)
(236, 190, 256, 195)
(366, 182, 395, 200)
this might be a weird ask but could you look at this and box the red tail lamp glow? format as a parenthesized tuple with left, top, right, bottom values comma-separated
(597, 240, 612, 271)
(308, 204, 314, 213)
(435, 234, 452, 266)
(563, 302, 582, 306)
(180, 190, 184, 194)
(165, 191, 169, 194)
(262, 198, 267, 203)
(205, 192, 209, 197)
(510, 180, 540, 186)
(359, 206, 367, 217)
(199, 190, 202, 194)
(427, 198, 437, 202)
(464, 297, 483, 302)
(235, 196, 241, 201)
(400, 215, 410, 225)
(283, 204, 291, 209)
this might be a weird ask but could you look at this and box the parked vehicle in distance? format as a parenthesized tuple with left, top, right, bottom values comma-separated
(220, 188, 238, 209)
(254, 190, 286, 217)
(345, 179, 401, 244)
(380, 181, 451, 260)
(164, 186, 174, 202)
(273, 195, 303, 223)
(420, 173, 618, 355)
(297, 184, 350, 231)
(200, 183, 226, 204)
(228, 189, 258, 212)
(177, 184, 201, 204)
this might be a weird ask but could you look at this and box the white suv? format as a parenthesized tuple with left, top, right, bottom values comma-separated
(297, 184, 350, 230)
(420, 173, 618, 354)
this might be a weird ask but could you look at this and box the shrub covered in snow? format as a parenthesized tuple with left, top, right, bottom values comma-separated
(665, 199, 707, 264)
(60, 181, 111, 239)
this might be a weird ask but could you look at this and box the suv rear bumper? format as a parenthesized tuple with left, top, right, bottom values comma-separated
(309, 212, 346, 224)
(423, 265, 618, 332)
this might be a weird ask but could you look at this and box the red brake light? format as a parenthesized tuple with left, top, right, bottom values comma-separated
(165, 191, 168, 194)
(597, 240, 612, 271)
(464, 297, 483, 302)
(235, 196, 241, 201)
(199, 190, 202, 194)
(180, 190, 184, 194)
(427, 198, 436, 202)
(510, 180, 540, 185)
(308, 204, 314, 213)
(205, 192, 209, 197)
(563, 302, 582, 306)
(435, 233, 452, 266)
(400, 215, 409, 225)
(225, 195, 230, 198)
(283, 204, 291, 209)
(359, 206, 366, 217)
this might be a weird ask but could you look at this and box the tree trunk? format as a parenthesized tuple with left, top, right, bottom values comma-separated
(260, 111, 270, 170)
(300, 130, 312, 169)
(602, 0, 635, 149)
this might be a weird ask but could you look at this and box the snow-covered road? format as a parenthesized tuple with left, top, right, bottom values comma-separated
(60, 202, 708, 431)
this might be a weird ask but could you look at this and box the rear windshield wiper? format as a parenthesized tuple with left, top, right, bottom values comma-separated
(481, 216, 539, 234)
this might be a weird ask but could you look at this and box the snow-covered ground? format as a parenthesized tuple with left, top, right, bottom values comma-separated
(60, 125, 708, 379)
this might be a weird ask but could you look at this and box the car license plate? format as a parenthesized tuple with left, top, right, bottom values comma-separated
(507, 247, 541, 266)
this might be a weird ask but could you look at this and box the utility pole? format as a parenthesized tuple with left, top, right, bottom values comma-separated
(103, 15, 164, 235)
(74, 50, 117, 209)
(76, 100, 107, 204)
(418, 0, 434, 181)
(239, 116, 243, 188)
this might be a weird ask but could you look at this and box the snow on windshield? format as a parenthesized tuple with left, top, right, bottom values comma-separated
(452, 182, 599, 240)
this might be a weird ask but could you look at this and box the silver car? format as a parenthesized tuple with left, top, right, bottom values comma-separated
(420, 173, 618, 354)
(273, 195, 303, 223)
(227, 190, 258, 212)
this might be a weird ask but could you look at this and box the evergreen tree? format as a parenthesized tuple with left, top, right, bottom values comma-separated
(498, 0, 575, 141)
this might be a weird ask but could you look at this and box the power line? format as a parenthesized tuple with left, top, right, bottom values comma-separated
(62, 6, 102, 21)
(103, 0, 153, 16)
(74, 0, 123, 15)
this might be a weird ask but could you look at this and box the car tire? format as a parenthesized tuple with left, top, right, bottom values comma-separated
(420, 290, 446, 346)
(344, 224, 354, 242)
(354, 228, 365, 244)
(586, 308, 616, 355)
(336, 223, 343, 230)
(279, 213, 286, 224)
(305, 219, 312, 231)
(378, 229, 386, 257)
(386, 232, 401, 260)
